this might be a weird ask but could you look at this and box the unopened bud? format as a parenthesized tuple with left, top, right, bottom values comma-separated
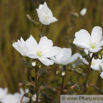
(19, 83, 23, 86)
(23, 82, 32, 86)
(61, 71, 66, 76)
(56, 70, 61, 75)
(32, 61, 36, 67)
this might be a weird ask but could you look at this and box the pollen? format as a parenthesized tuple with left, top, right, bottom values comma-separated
(36, 47, 46, 57)
(37, 51, 43, 57)
(89, 40, 97, 49)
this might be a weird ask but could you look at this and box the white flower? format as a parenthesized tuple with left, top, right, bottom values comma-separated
(19, 88, 30, 103)
(36, 2, 57, 25)
(80, 8, 87, 16)
(1, 94, 20, 103)
(26, 36, 60, 66)
(0, 88, 8, 101)
(32, 94, 41, 102)
(100, 72, 103, 79)
(90, 58, 103, 70)
(50, 48, 79, 65)
(79, 54, 89, 65)
(73, 26, 103, 53)
(12, 35, 37, 56)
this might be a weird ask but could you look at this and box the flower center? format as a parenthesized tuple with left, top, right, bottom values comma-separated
(37, 51, 43, 57)
(36, 47, 46, 57)
(89, 40, 97, 49)
(42, 14, 49, 20)
(91, 60, 95, 66)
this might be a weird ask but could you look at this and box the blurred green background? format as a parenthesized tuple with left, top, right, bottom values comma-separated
(0, 0, 103, 96)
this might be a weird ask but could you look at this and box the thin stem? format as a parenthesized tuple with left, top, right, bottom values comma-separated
(89, 83, 99, 90)
(83, 53, 94, 94)
(41, 25, 44, 33)
(60, 66, 66, 95)
(60, 75, 65, 94)
(35, 68, 38, 103)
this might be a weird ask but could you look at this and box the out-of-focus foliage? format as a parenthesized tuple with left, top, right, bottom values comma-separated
(0, 0, 103, 95)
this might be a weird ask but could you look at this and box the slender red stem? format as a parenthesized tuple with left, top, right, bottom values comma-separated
(83, 53, 94, 94)
(35, 68, 38, 103)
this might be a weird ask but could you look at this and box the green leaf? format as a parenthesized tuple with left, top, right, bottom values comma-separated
(37, 68, 46, 77)
(22, 82, 32, 86)
(39, 84, 47, 90)
(24, 92, 32, 98)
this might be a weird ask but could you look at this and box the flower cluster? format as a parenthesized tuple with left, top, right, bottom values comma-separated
(11, 1, 103, 101)
(13, 36, 78, 66)
(0, 88, 36, 103)
(73, 27, 103, 79)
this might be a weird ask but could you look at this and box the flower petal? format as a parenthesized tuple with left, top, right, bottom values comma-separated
(39, 58, 54, 66)
(88, 47, 102, 53)
(50, 57, 60, 64)
(12, 42, 21, 53)
(100, 72, 103, 79)
(38, 4, 43, 10)
(39, 36, 53, 49)
(91, 26, 102, 45)
(43, 46, 60, 58)
(75, 29, 91, 44)
(69, 53, 79, 63)
(73, 38, 89, 48)
(59, 48, 72, 65)
(96, 39, 103, 47)
(25, 35, 37, 50)
(26, 50, 38, 59)
(48, 17, 58, 24)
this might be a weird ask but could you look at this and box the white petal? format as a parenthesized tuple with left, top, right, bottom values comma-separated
(91, 64, 99, 70)
(75, 29, 91, 44)
(36, 9, 40, 19)
(17, 40, 28, 56)
(50, 57, 60, 64)
(20, 37, 25, 44)
(26, 50, 38, 59)
(96, 39, 103, 47)
(12, 42, 21, 53)
(39, 58, 54, 66)
(39, 18, 50, 25)
(69, 53, 79, 63)
(4, 88, 8, 94)
(59, 48, 72, 65)
(88, 47, 102, 53)
(48, 17, 58, 24)
(80, 8, 87, 16)
(38, 4, 43, 10)
(43, 46, 60, 58)
(73, 38, 89, 48)
(39, 36, 53, 49)
(91, 26, 102, 45)
(25, 35, 37, 50)
(43, 2, 53, 17)
(100, 72, 103, 79)
(20, 88, 24, 94)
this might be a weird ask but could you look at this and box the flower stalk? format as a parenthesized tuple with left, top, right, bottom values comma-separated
(83, 53, 94, 94)
(60, 66, 66, 95)
(35, 67, 38, 103)
(60, 75, 65, 95)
